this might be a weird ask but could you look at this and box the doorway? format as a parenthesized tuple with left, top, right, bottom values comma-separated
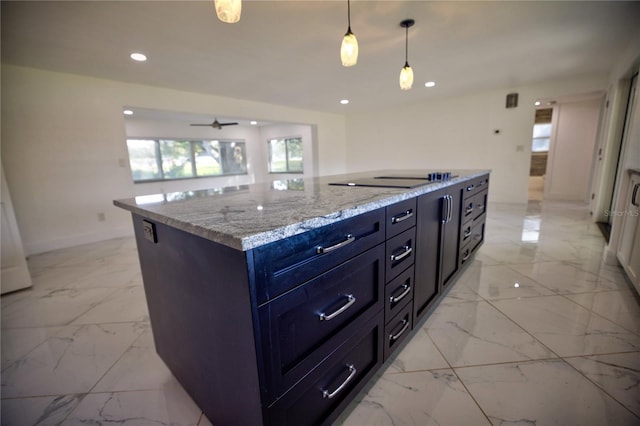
(597, 72, 638, 242)
(528, 108, 553, 201)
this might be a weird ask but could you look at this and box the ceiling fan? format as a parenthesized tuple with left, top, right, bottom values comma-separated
(190, 118, 238, 130)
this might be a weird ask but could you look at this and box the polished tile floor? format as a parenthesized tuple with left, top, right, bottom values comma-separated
(2, 201, 640, 425)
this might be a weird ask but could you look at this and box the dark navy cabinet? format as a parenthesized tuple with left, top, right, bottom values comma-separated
(129, 173, 489, 426)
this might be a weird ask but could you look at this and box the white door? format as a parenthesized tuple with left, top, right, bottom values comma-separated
(617, 173, 640, 291)
(1, 163, 32, 294)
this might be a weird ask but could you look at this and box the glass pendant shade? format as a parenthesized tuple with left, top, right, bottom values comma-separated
(399, 19, 415, 90)
(341, 30, 358, 67)
(399, 63, 414, 90)
(214, 0, 241, 23)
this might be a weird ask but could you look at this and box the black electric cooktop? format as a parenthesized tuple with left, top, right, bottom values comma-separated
(329, 173, 457, 189)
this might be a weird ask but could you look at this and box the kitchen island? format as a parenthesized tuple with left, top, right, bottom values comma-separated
(114, 169, 490, 426)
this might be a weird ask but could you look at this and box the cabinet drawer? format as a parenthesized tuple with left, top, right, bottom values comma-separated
(384, 302, 413, 360)
(460, 218, 473, 247)
(460, 220, 485, 266)
(462, 189, 488, 222)
(386, 198, 416, 239)
(266, 317, 384, 426)
(259, 244, 384, 400)
(252, 209, 386, 304)
(386, 227, 416, 281)
(463, 175, 489, 198)
(384, 265, 413, 321)
(472, 190, 488, 220)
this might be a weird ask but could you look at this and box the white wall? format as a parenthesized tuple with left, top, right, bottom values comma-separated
(544, 97, 602, 201)
(345, 74, 609, 204)
(1, 65, 346, 255)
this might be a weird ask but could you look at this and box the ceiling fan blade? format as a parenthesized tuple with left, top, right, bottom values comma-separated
(219, 122, 238, 126)
(190, 124, 212, 126)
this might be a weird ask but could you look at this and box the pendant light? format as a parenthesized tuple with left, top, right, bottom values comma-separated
(399, 19, 415, 90)
(214, 0, 241, 24)
(340, 0, 358, 67)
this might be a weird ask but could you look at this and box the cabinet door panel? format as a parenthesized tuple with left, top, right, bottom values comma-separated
(441, 185, 462, 288)
(414, 190, 442, 321)
(259, 244, 384, 400)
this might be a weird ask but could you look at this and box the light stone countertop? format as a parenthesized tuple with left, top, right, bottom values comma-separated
(114, 169, 490, 251)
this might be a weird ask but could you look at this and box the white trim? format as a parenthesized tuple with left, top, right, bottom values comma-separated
(24, 226, 134, 256)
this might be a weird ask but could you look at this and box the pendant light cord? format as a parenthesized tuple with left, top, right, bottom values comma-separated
(347, 0, 352, 33)
(404, 24, 409, 67)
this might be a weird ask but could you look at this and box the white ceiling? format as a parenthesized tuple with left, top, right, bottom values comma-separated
(2, 1, 640, 116)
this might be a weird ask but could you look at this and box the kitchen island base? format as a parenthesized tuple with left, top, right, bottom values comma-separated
(120, 171, 490, 425)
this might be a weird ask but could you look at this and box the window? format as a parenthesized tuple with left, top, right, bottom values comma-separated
(531, 123, 552, 152)
(126, 139, 247, 182)
(268, 137, 303, 173)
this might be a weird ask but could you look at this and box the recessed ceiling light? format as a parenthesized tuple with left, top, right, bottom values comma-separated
(535, 101, 541, 106)
(425, 81, 436, 88)
(340, 99, 349, 105)
(250, 121, 257, 125)
(130, 52, 147, 62)
(123, 109, 133, 115)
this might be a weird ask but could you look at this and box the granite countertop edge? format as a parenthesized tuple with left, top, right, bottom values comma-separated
(114, 169, 490, 251)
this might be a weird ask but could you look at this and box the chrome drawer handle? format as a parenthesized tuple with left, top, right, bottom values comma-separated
(390, 282, 411, 304)
(391, 209, 413, 224)
(466, 184, 475, 191)
(461, 249, 471, 262)
(463, 227, 472, 238)
(316, 234, 355, 254)
(465, 204, 473, 214)
(322, 364, 357, 399)
(318, 294, 356, 321)
(390, 246, 412, 262)
(633, 183, 640, 207)
(477, 204, 485, 211)
(389, 318, 409, 342)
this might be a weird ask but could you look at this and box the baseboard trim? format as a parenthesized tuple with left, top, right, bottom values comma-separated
(24, 226, 134, 256)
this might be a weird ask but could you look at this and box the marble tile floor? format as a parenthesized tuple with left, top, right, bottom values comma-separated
(2, 201, 639, 425)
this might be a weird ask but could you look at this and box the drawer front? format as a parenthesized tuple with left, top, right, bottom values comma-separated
(386, 198, 417, 239)
(385, 227, 416, 281)
(259, 244, 385, 400)
(252, 209, 386, 304)
(469, 219, 485, 253)
(460, 217, 473, 247)
(384, 302, 413, 360)
(462, 189, 488, 222)
(384, 265, 414, 321)
(472, 190, 488, 220)
(463, 174, 489, 198)
(460, 220, 485, 266)
(266, 317, 384, 426)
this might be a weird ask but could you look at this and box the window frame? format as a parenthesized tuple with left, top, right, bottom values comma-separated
(267, 136, 304, 174)
(126, 138, 248, 183)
